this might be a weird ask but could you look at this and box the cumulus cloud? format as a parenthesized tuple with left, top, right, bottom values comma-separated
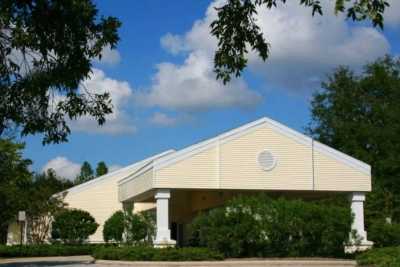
(70, 68, 136, 134)
(385, 0, 400, 27)
(150, 112, 178, 126)
(96, 45, 121, 66)
(156, 0, 390, 95)
(109, 164, 123, 172)
(137, 2, 261, 111)
(42, 157, 81, 181)
(248, 1, 390, 91)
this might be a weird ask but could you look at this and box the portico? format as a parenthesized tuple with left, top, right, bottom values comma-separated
(118, 117, 373, 250)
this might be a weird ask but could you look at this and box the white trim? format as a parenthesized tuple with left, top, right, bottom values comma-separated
(61, 150, 175, 196)
(151, 117, 370, 176)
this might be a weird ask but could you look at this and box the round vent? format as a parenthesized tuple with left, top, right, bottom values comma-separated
(257, 150, 276, 171)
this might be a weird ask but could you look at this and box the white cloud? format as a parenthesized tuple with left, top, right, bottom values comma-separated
(138, 51, 261, 110)
(385, 0, 400, 27)
(139, 3, 261, 111)
(109, 164, 123, 172)
(70, 68, 136, 134)
(157, 0, 390, 94)
(248, 1, 390, 91)
(96, 45, 121, 65)
(42, 157, 81, 181)
(150, 112, 178, 126)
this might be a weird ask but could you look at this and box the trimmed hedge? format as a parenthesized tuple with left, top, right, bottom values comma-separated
(103, 211, 125, 243)
(0, 244, 99, 257)
(189, 194, 352, 258)
(356, 246, 400, 267)
(92, 246, 224, 261)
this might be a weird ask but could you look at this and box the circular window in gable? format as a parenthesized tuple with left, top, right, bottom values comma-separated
(257, 150, 277, 171)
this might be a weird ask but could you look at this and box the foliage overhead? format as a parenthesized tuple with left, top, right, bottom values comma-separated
(211, 0, 390, 83)
(0, 0, 121, 144)
(307, 56, 400, 222)
(51, 209, 98, 244)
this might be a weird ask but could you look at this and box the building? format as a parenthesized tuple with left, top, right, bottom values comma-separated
(7, 117, 373, 250)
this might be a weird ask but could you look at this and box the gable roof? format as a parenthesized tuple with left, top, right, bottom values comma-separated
(148, 117, 370, 176)
(64, 149, 175, 195)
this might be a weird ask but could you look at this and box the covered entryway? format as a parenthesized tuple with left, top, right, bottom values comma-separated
(118, 117, 373, 250)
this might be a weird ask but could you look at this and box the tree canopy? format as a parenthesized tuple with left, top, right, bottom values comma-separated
(307, 55, 400, 222)
(75, 161, 94, 185)
(96, 161, 108, 177)
(211, 0, 390, 83)
(0, 0, 121, 144)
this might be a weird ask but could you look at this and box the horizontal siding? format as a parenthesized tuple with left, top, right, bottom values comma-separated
(64, 176, 121, 242)
(119, 169, 154, 202)
(313, 149, 371, 191)
(220, 125, 313, 190)
(155, 146, 218, 189)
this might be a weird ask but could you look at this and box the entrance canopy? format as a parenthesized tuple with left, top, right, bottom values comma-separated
(118, 117, 371, 203)
(117, 117, 372, 249)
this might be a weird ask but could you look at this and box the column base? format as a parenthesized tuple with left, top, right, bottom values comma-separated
(154, 239, 176, 248)
(345, 240, 373, 253)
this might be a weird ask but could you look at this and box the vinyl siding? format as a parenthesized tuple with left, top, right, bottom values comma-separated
(65, 171, 153, 242)
(119, 168, 154, 202)
(219, 125, 314, 190)
(313, 149, 371, 191)
(155, 146, 219, 189)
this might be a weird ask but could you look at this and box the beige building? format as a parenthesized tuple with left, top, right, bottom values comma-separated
(8, 117, 373, 250)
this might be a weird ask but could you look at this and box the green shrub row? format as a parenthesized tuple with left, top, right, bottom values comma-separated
(368, 220, 400, 248)
(0, 244, 100, 257)
(188, 194, 352, 258)
(92, 246, 224, 261)
(356, 246, 400, 267)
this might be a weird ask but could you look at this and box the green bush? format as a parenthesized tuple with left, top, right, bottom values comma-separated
(368, 220, 400, 248)
(0, 244, 98, 257)
(189, 194, 352, 258)
(125, 210, 155, 245)
(92, 246, 223, 261)
(51, 209, 98, 244)
(103, 211, 125, 243)
(356, 246, 400, 267)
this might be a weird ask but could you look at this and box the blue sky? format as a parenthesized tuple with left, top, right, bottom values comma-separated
(23, 0, 400, 180)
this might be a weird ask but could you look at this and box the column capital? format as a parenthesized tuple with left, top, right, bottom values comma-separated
(155, 189, 171, 199)
(350, 192, 365, 202)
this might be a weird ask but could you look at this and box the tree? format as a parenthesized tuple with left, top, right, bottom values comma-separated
(27, 169, 72, 244)
(307, 55, 400, 223)
(96, 161, 108, 177)
(75, 161, 94, 185)
(51, 209, 98, 244)
(211, 0, 390, 83)
(0, 138, 32, 244)
(0, 0, 121, 144)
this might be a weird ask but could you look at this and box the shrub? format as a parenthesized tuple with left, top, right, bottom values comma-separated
(51, 209, 98, 244)
(356, 246, 400, 267)
(189, 194, 352, 258)
(124, 211, 148, 245)
(368, 220, 400, 247)
(0, 244, 98, 257)
(103, 211, 125, 243)
(92, 246, 223, 261)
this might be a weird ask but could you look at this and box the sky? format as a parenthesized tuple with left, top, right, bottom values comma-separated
(24, 0, 400, 181)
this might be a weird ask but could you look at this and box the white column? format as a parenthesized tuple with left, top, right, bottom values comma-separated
(347, 192, 373, 252)
(154, 189, 176, 247)
(350, 192, 367, 241)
